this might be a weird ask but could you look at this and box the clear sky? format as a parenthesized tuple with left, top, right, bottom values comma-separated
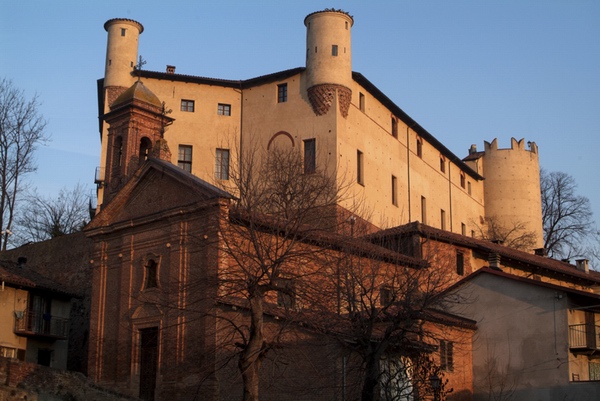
(1, 1, 599, 229)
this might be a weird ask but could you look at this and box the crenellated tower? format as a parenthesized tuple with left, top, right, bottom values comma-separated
(467, 138, 544, 249)
(304, 9, 354, 118)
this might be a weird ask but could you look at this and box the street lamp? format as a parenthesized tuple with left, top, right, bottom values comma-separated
(429, 374, 441, 401)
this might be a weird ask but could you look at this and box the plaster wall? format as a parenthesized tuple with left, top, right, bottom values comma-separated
(0, 287, 27, 354)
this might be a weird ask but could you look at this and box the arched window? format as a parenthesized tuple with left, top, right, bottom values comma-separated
(144, 259, 158, 289)
(139, 137, 152, 163)
(113, 136, 123, 170)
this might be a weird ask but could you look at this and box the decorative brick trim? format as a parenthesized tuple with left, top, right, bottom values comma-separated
(307, 84, 352, 118)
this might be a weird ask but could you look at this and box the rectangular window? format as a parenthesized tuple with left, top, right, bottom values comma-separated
(181, 99, 195, 112)
(217, 103, 231, 116)
(215, 148, 230, 180)
(461, 223, 466, 236)
(276, 279, 296, 310)
(440, 340, 454, 372)
(440, 157, 446, 173)
(468, 181, 472, 195)
(471, 230, 476, 238)
(379, 287, 392, 306)
(441, 209, 446, 230)
(332, 45, 338, 56)
(120, 28, 126, 37)
(417, 138, 423, 158)
(421, 196, 427, 224)
(590, 361, 600, 380)
(359, 92, 365, 112)
(277, 83, 288, 103)
(460, 172, 466, 189)
(391, 117, 398, 138)
(392, 175, 398, 206)
(357, 150, 364, 185)
(304, 139, 316, 174)
(456, 252, 465, 276)
(178, 145, 192, 172)
(0, 346, 17, 359)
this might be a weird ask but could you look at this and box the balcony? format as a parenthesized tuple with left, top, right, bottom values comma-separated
(14, 311, 69, 340)
(569, 324, 600, 356)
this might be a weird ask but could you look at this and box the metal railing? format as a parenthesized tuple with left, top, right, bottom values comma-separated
(569, 324, 600, 350)
(14, 310, 69, 339)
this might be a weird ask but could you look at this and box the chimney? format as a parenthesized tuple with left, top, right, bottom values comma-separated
(534, 248, 547, 257)
(469, 144, 477, 154)
(575, 259, 589, 274)
(166, 65, 176, 74)
(489, 253, 501, 270)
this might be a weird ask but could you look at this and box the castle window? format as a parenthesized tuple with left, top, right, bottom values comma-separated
(460, 172, 466, 188)
(181, 99, 195, 112)
(139, 137, 152, 163)
(468, 181, 472, 195)
(275, 278, 296, 310)
(440, 156, 446, 173)
(144, 259, 158, 289)
(304, 139, 316, 174)
(421, 196, 427, 224)
(345, 21, 349, 30)
(440, 209, 446, 230)
(113, 136, 123, 169)
(440, 340, 454, 372)
(277, 83, 288, 103)
(357, 150, 364, 185)
(215, 148, 230, 180)
(461, 223, 466, 236)
(416, 138, 422, 158)
(178, 145, 192, 172)
(392, 175, 398, 206)
(456, 252, 465, 276)
(332, 45, 338, 56)
(391, 117, 398, 138)
(218, 103, 231, 116)
(359, 92, 365, 112)
(120, 28, 126, 36)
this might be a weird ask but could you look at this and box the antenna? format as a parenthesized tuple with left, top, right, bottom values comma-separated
(135, 55, 147, 81)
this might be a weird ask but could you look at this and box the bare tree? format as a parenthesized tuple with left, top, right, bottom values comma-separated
(473, 216, 537, 251)
(0, 78, 48, 250)
(15, 183, 90, 244)
(214, 145, 350, 401)
(541, 169, 594, 259)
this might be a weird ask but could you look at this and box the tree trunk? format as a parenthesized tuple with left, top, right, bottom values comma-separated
(239, 290, 265, 401)
(361, 351, 381, 401)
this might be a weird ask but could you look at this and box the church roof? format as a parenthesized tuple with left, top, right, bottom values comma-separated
(111, 80, 162, 109)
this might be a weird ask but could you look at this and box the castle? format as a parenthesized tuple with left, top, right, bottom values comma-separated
(96, 10, 543, 249)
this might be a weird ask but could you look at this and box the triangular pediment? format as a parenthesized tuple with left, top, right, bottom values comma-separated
(85, 158, 232, 231)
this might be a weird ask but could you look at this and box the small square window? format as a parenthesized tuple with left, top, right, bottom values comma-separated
(181, 99, 195, 112)
(332, 45, 338, 56)
(218, 103, 231, 116)
(277, 83, 288, 103)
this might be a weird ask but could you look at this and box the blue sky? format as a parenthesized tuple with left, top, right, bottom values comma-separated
(1, 1, 599, 228)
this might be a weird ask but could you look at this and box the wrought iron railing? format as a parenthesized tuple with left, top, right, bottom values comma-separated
(13, 310, 69, 339)
(569, 324, 600, 350)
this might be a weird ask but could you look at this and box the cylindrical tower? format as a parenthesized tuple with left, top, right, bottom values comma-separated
(481, 138, 544, 249)
(304, 10, 354, 117)
(103, 18, 144, 90)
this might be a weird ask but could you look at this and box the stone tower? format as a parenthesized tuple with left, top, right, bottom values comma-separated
(103, 18, 144, 107)
(304, 9, 354, 118)
(467, 138, 544, 249)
